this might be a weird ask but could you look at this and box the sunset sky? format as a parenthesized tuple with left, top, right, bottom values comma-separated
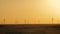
(0, 0, 60, 24)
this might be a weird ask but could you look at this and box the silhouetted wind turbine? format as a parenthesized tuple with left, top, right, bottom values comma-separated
(28, 20, 29, 24)
(25, 19, 26, 24)
(3, 16, 6, 24)
(52, 16, 53, 24)
(15, 20, 18, 24)
(38, 20, 40, 24)
(57, 20, 59, 24)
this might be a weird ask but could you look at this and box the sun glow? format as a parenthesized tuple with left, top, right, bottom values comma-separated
(48, 0, 60, 18)
(1, 0, 60, 24)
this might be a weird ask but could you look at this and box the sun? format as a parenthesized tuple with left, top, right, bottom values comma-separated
(48, 0, 60, 18)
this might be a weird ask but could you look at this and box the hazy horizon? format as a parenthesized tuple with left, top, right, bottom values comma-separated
(0, 0, 60, 24)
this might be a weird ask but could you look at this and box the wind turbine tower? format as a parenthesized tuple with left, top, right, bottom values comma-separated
(52, 16, 53, 24)
(3, 16, 6, 24)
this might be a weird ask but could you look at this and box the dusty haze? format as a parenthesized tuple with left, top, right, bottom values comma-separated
(0, 0, 60, 24)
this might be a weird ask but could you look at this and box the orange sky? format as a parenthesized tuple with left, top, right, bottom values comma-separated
(0, 0, 60, 24)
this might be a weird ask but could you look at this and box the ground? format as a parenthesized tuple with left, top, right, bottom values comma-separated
(0, 24, 60, 34)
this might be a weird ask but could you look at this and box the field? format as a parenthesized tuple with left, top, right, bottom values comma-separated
(0, 24, 60, 34)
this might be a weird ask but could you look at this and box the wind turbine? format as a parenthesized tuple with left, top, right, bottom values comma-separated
(57, 20, 60, 24)
(15, 20, 18, 24)
(38, 20, 40, 24)
(52, 16, 54, 24)
(3, 16, 6, 24)
(25, 19, 26, 24)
